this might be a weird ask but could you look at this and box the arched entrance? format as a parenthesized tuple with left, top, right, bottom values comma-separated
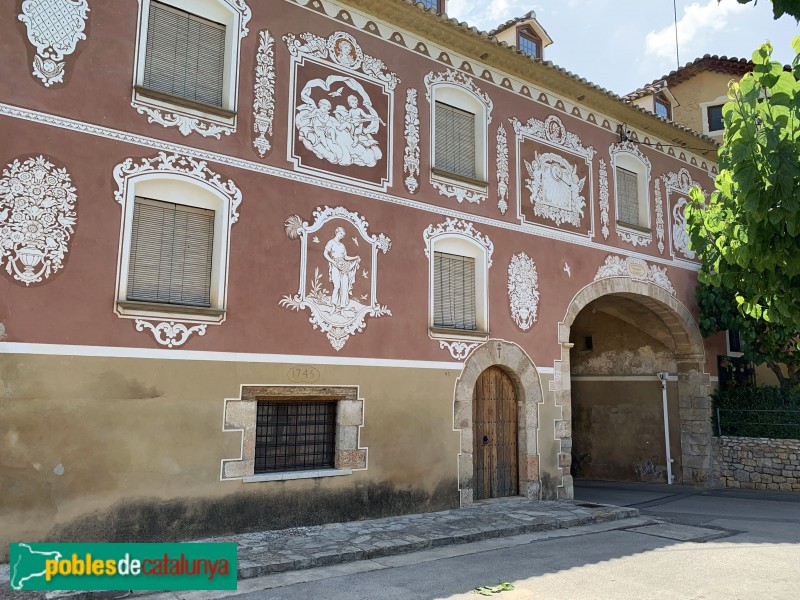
(553, 277, 711, 495)
(454, 340, 543, 506)
(474, 366, 519, 499)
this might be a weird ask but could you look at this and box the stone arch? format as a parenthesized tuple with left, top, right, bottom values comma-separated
(454, 339, 543, 506)
(553, 277, 711, 497)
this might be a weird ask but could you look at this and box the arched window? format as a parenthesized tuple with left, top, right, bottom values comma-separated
(425, 71, 493, 199)
(424, 220, 493, 340)
(113, 154, 241, 325)
(609, 142, 651, 234)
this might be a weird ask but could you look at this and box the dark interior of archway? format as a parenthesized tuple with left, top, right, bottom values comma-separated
(569, 295, 682, 484)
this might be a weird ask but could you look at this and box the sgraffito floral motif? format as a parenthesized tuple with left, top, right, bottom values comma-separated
(654, 179, 665, 254)
(432, 181, 487, 205)
(497, 124, 509, 214)
(594, 255, 676, 296)
(439, 341, 480, 361)
(18, 0, 89, 87)
(508, 252, 539, 331)
(424, 70, 493, 123)
(404, 88, 420, 193)
(280, 207, 392, 351)
(135, 320, 207, 348)
(524, 152, 586, 227)
(253, 30, 276, 157)
(598, 159, 610, 239)
(0, 156, 77, 285)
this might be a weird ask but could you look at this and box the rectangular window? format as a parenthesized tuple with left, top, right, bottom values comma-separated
(654, 95, 671, 120)
(254, 401, 337, 474)
(127, 197, 214, 307)
(143, 1, 226, 107)
(434, 252, 477, 331)
(435, 102, 477, 179)
(616, 167, 640, 226)
(707, 105, 724, 132)
(517, 32, 540, 58)
(417, 0, 442, 11)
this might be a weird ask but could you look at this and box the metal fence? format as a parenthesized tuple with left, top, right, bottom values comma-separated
(714, 408, 800, 439)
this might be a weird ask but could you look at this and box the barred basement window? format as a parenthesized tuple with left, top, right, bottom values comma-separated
(143, 1, 227, 107)
(127, 197, 214, 307)
(616, 167, 640, 227)
(435, 101, 477, 179)
(254, 401, 337, 474)
(434, 251, 477, 331)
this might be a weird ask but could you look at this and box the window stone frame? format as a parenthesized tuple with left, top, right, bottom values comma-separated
(221, 385, 367, 482)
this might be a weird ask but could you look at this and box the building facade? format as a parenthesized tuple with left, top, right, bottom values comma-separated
(0, 0, 725, 556)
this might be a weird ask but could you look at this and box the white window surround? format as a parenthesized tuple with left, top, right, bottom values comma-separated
(425, 70, 493, 199)
(610, 141, 651, 234)
(700, 95, 728, 136)
(424, 219, 493, 342)
(113, 154, 241, 326)
(131, 0, 251, 138)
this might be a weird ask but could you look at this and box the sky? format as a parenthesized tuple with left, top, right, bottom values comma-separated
(446, 0, 799, 95)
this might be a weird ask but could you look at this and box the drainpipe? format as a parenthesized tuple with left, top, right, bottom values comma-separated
(658, 372, 674, 484)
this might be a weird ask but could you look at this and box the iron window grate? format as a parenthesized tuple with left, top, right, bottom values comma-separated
(255, 401, 336, 474)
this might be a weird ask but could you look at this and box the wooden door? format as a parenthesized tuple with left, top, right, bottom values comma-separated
(473, 366, 519, 499)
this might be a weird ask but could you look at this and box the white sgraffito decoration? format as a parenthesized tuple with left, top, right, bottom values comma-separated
(594, 255, 676, 296)
(253, 30, 275, 157)
(113, 152, 241, 224)
(18, 0, 89, 87)
(496, 124, 509, 214)
(524, 152, 586, 227)
(0, 156, 77, 285)
(135, 320, 207, 348)
(508, 252, 539, 331)
(511, 115, 595, 230)
(598, 158, 610, 239)
(654, 179, 665, 254)
(284, 30, 397, 189)
(132, 0, 250, 138)
(424, 69, 493, 123)
(662, 168, 702, 260)
(280, 206, 392, 351)
(439, 340, 479, 361)
(432, 181, 487, 204)
(403, 88, 420, 193)
(423, 217, 494, 267)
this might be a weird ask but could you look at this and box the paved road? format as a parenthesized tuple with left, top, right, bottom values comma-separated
(143, 481, 800, 600)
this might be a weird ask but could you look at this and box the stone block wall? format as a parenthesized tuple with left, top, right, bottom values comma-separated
(713, 436, 800, 491)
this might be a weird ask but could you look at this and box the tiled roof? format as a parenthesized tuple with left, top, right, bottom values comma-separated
(400, 0, 718, 146)
(488, 11, 536, 37)
(624, 55, 756, 101)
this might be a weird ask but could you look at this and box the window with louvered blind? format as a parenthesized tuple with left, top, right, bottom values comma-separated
(127, 197, 215, 307)
(433, 252, 477, 331)
(616, 167, 640, 226)
(435, 102, 477, 179)
(143, 1, 226, 108)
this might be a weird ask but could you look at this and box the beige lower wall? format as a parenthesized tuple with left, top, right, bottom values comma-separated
(0, 352, 561, 559)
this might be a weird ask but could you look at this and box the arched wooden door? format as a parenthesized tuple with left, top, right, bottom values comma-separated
(473, 366, 519, 499)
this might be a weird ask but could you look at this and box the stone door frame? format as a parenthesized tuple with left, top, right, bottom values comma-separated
(552, 277, 711, 499)
(454, 340, 543, 506)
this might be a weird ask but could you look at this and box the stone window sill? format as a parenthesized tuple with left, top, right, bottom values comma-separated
(616, 220, 652, 234)
(243, 469, 352, 483)
(134, 86, 236, 119)
(431, 168, 489, 190)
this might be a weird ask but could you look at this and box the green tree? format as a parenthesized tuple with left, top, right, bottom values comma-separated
(686, 37, 800, 387)
(730, 0, 800, 21)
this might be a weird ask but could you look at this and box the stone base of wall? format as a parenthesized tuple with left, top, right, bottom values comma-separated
(712, 436, 800, 491)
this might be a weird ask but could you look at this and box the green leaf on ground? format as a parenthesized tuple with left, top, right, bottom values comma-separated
(474, 582, 516, 595)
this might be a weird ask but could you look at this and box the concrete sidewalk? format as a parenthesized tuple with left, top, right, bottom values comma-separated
(0, 498, 636, 598)
(202, 497, 637, 580)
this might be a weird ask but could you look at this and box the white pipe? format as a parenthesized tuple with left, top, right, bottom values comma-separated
(659, 372, 674, 484)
